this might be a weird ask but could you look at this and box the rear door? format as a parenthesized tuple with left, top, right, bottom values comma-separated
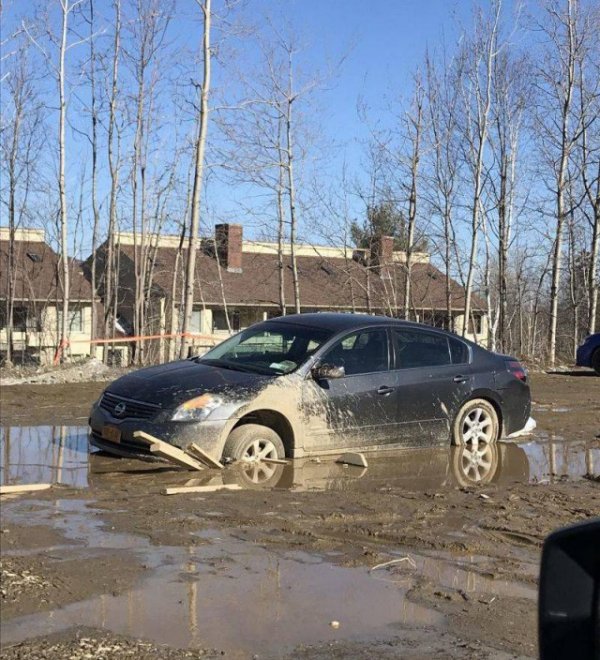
(389, 328, 472, 444)
(302, 327, 399, 451)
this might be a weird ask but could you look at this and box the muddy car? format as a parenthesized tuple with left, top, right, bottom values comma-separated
(89, 313, 531, 463)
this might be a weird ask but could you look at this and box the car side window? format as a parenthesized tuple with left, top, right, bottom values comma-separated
(448, 336, 470, 364)
(321, 329, 389, 376)
(392, 329, 451, 369)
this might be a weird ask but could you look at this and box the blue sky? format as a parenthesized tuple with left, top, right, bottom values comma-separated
(1, 0, 529, 256)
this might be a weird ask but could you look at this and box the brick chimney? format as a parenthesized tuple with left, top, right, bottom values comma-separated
(215, 223, 243, 273)
(370, 235, 394, 278)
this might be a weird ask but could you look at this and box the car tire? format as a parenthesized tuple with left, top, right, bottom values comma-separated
(222, 423, 286, 463)
(452, 398, 499, 447)
(592, 349, 600, 376)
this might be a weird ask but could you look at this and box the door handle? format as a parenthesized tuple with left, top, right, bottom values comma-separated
(377, 385, 395, 395)
(453, 375, 468, 383)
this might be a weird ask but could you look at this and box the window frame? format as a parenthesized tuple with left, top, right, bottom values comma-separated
(448, 334, 471, 366)
(58, 306, 84, 334)
(316, 326, 392, 378)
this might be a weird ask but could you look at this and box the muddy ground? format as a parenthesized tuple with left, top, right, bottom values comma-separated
(1, 371, 599, 659)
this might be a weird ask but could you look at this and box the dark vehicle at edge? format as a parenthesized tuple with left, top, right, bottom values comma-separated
(576, 333, 600, 375)
(89, 313, 531, 463)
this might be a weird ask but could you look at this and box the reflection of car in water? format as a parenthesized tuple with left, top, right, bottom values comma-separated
(170, 443, 530, 491)
(90, 313, 532, 465)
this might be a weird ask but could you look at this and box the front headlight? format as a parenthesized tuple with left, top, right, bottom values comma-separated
(171, 394, 223, 422)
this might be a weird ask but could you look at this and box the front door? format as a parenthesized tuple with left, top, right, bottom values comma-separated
(302, 328, 398, 451)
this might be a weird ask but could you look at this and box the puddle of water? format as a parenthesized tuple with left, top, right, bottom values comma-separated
(383, 549, 537, 600)
(1, 425, 598, 493)
(0, 531, 442, 655)
(2, 498, 147, 551)
(0, 426, 89, 488)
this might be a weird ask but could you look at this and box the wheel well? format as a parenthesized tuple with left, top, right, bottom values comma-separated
(232, 410, 295, 457)
(480, 396, 504, 437)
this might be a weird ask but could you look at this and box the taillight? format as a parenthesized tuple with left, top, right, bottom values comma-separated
(507, 360, 527, 382)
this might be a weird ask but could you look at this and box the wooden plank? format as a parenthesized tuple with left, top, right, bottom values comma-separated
(162, 484, 242, 495)
(336, 452, 369, 468)
(132, 430, 160, 446)
(132, 431, 205, 471)
(149, 444, 205, 471)
(261, 458, 289, 465)
(186, 442, 224, 470)
(0, 483, 52, 495)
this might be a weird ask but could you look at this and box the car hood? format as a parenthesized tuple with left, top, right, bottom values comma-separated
(106, 359, 272, 409)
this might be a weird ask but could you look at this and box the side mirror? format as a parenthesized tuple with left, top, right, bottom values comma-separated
(312, 363, 345, 380)
(538, 518, 600, 660)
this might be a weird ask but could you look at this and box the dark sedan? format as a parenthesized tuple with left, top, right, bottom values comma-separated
(576, 333, 600, 375)
(89, 313, 532, 464)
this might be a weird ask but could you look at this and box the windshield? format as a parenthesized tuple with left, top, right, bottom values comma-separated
(197, 322, 333, 375)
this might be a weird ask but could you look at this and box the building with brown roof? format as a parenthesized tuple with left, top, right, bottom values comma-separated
(0, 228, 100, 363)
(93, 223, 487, 358)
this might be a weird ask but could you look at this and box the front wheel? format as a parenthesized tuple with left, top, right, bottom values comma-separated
(452, 398, 499, 447)
(222, 423, 285, 463)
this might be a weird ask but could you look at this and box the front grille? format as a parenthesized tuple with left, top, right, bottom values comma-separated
(99, 392, 160, 420)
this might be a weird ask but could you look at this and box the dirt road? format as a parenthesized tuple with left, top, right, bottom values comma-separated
(1, 372, 598, 659)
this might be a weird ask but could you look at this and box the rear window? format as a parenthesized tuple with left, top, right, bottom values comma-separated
(393, 329, 451, 368)
(449, 337, 470, 364)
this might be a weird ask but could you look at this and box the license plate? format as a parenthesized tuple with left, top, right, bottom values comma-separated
(103, 425, 121, 443)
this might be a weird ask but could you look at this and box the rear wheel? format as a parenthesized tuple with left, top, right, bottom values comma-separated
(452, 398, 499, 447)
(222, 423, 285, 464)
(592, 349, 600, 376)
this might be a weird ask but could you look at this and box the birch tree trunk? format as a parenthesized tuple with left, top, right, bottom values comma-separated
(285, 51, 301, 315)
(58, 0, 70, 358)
(88, 0, 99, 345)
(181, 0, 211, 358)
(403, 77, 423, 320)
(461, 5, 500, 340)
(547, 0, 576, 367)
(104, 0, 121, 361)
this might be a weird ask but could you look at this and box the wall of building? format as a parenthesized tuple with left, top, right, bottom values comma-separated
(0, 301, 95, 364)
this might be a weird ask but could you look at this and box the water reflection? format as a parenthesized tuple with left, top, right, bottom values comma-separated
(0, 532, 442, 653)
(1, 425, 598, 492)
(0, 426, 89, 488)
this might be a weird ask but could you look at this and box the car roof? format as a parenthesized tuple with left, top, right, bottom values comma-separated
(266, 312, 445, 334)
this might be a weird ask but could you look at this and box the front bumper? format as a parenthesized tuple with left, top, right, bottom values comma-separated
(89, 402, 228, 460)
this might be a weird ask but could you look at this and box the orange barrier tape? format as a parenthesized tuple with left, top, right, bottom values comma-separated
(53, 332, 221, 365)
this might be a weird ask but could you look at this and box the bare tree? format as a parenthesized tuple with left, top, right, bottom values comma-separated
(103, 0, 122, 356)
(181, 0, 212, 358)
(402, 73, 424, 320)
(457, 1, 502, 340)
(0, 38, 44, 364)
(425, 48, 462, 331)
(535, 0, 586, 365)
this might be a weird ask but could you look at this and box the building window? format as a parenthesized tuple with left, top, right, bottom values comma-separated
(58, 307, 83, 333)
(190, 309, 202, 334)
(213, 309, 240, 333)
(468, 314, 483, 335)
(2, 306, 42, 332)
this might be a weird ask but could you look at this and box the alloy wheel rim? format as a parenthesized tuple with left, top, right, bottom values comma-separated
(241, 438, 278, 463)
(461, 407, 494, 445)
